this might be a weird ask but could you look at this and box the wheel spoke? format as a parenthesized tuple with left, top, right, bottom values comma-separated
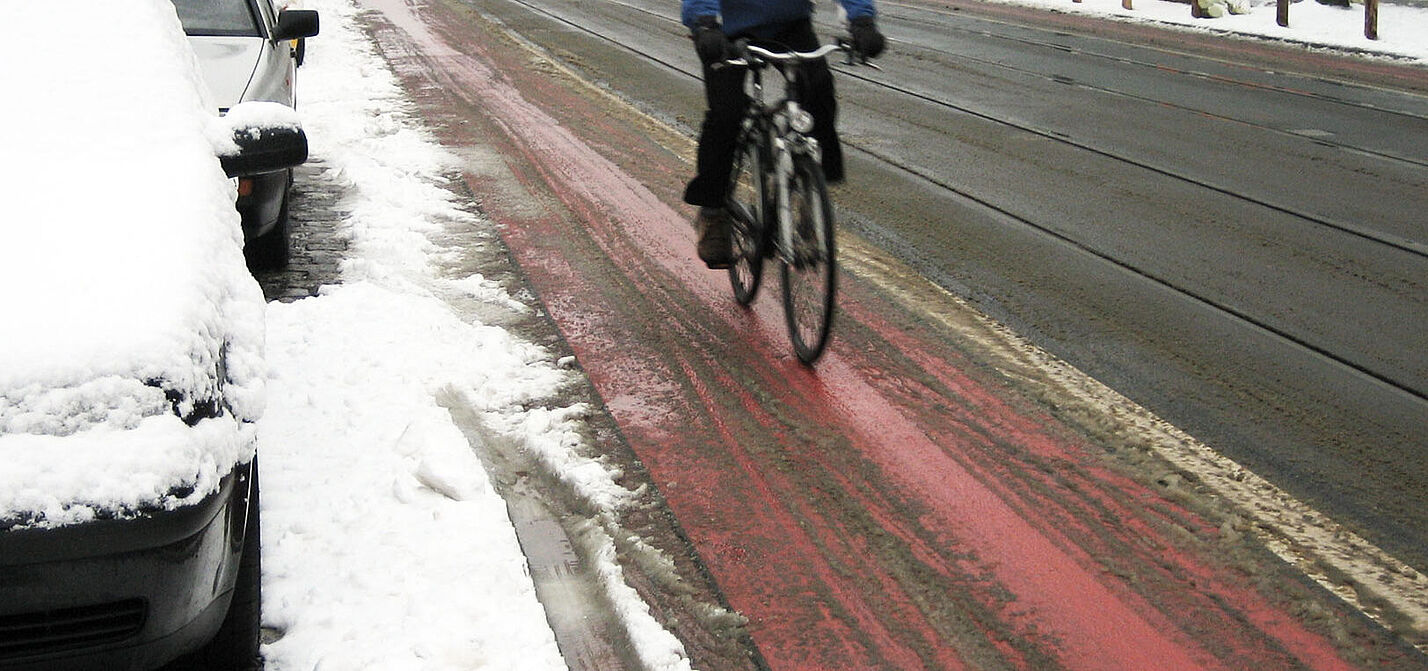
(781, 155, 836, 364)
(727, 138, 766, 305)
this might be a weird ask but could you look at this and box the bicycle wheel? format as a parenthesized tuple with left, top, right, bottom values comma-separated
(780, 153, 836, 364)
(726, 133, 767, 305)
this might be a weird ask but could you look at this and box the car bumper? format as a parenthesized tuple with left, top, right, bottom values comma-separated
(0, 461, 254, 671)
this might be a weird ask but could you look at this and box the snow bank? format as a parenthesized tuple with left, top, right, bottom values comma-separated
(994, 0, 1428, 62)
(254, 0, 568, 666)
(258, 284, 567, 670)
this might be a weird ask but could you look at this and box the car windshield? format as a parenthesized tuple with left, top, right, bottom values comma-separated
(170, 0, 262, 37)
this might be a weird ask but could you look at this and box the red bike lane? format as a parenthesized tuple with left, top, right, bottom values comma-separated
(355, 0, 1409, 667)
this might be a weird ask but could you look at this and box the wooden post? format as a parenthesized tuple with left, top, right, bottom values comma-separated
(1192, 0, 1205, 18)
(1123, 0, 1133, 9)
(1277, 0, 1289, 26)
(1365, 0, 1379, 39)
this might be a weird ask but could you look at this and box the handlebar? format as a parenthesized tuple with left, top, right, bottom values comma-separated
(740, 42, 843, 64)
(719, 38, 881, 70)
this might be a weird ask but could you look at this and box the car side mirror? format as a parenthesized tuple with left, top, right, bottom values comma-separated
(215, 102, 309, 177)
(273, 9, 319, 41)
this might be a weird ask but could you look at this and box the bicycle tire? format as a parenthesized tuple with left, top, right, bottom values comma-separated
(780, 152, 836, 364)
(726, 129, 767, 305)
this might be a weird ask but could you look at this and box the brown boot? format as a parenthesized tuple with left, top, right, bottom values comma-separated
(695, 207, 732, 269)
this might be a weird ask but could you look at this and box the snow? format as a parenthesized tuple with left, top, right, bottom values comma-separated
(1, 0, 1423, 667)
(258, 285, 569, 670)
(993, 0, 1428, 61)
(216, 101, 305, 156)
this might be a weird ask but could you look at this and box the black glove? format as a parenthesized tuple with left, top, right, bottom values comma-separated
(848, 16, 885, 59)
(692, 15, 730, 65)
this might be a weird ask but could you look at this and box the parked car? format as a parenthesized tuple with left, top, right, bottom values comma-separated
(0, 2, 306, 669)
(172, 0, 319, 270)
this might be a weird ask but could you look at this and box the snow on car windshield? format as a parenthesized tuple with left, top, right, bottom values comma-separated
(171, 0, 263, 37)
(0, 0, 265, 528)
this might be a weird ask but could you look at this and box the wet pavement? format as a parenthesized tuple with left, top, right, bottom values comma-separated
(252, 160, 349, 303)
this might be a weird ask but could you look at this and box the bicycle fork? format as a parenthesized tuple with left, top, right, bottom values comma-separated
(773, 137, 795, 262)
(771, 126, 825, 265)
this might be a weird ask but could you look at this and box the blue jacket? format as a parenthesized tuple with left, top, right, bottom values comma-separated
(682, 0, 875, 38)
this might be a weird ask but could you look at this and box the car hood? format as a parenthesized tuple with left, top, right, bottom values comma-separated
(188, 36, 265, 109)
(0, 0, 266, 529)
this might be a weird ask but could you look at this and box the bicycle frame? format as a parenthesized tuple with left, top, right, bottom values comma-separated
(720, 38, 871, 363)
(728, 43, 840, 264)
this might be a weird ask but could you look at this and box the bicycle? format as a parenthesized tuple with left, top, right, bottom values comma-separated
(721, 38, 875, 364)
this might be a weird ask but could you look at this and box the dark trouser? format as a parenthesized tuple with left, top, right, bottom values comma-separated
(682, 19, 844, 208)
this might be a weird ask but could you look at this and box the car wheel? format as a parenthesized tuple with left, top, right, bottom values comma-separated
(171, 463, 262, 671)
(245, 199, 290, 271)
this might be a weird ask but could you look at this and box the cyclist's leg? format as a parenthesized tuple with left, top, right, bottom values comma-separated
(801, 62, 843, 184)
(769, 20, 844, 184)
(683, 63, 747, 207)
(686, 63, 749, 268)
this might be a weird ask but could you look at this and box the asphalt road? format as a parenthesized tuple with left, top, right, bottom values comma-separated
(349, 0, 1428, 666)
(462, 0, 1428, 573)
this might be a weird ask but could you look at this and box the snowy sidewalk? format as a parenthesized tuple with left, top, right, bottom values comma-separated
(253, 0, 702, 668)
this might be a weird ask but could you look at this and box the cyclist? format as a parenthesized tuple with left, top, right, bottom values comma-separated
(681, 0, 885, 269)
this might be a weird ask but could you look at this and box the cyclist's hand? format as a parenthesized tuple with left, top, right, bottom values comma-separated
(848, 16, 885, 59)
(692, 16, 730, 65)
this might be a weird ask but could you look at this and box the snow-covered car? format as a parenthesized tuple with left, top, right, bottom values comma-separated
(172, 0, 319, 270)
(0, 2, 306, 669)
